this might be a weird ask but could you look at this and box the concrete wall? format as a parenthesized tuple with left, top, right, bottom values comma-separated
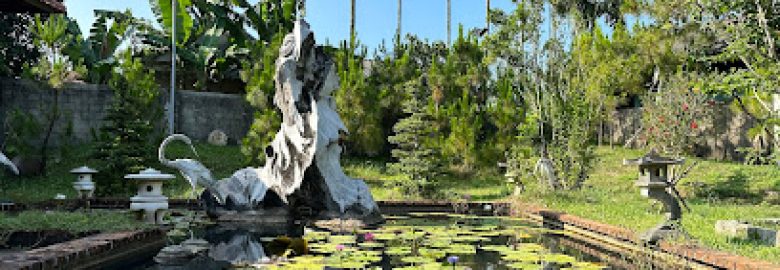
(0, 78, 254, 146)
(0, 77, 759, 161)
(173, 90, 254, 145)
(606, 106, 756, 161)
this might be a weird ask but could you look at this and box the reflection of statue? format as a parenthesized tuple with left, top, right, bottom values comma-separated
(0, 151, 19, 175)
(160, 19, 381, 224)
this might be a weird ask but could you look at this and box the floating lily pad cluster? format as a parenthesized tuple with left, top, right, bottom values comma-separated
(256, 213, 608, 269)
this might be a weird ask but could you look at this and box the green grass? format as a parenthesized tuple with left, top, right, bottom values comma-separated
(0, 210, 152, 233)
(514, 146, 780, 263)
(343, 157, 508, 201)
(5, 143, 780, 263)
(0, 142, 247, 202)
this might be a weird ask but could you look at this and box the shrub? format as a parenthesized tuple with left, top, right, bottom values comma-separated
(641, 72, 713, 157)
(387, 79, 440, 197)
(91, 53, 161, 196)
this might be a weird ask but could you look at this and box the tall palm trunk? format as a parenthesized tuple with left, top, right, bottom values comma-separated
(486, 0, 490, 31)
(396, 0, 402, 40)
(350, 0, 356, 48)
(446, 0, 451, 46)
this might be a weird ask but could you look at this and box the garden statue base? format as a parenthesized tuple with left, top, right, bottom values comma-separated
(640, 221, 683, 243)
(160, 19, 381, 225)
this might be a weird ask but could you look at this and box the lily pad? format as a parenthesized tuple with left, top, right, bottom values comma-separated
(401, 256, 436, 264)
(386, 246, 413, 256)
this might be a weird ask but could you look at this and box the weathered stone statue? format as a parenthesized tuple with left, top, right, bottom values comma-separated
(624, 150, 686, 243)
(160, 19, 381, 224)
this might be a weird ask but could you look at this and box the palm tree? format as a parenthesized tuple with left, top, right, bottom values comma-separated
(486, 0, 490, 31)
(396, 0, 402, 40)
(350, 0, 356, 48)
(446, 0, 451, 46)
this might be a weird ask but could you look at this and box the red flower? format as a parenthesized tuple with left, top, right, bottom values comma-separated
(682, 103, 689, 111)
(690, 121, 698, 129)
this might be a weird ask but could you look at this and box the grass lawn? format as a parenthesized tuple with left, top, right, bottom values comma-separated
(0, 142, 509, 202)
(514, 147, 780, 264)
(3, 143, 779, 263)
(0, 210, 152, 233)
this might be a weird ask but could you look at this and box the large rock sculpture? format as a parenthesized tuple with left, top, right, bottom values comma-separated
(160, 19, 381, 224)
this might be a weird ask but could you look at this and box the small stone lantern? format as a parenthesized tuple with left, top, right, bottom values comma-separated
(624, 150, 685, 243)
(71, 166, 97, 199)
(500, 158, 523, 196)
(125, 168, 174, 224)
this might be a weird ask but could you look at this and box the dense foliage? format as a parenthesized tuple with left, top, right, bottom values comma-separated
(3, 0, 780, 197)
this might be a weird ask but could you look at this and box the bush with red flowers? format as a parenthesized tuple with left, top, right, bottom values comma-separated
(641, 73, 713, 157)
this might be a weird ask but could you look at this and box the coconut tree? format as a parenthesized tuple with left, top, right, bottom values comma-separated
(350, 0, 356, 48)
(446, 0, 451, 46)
(396, 0, 402, 40)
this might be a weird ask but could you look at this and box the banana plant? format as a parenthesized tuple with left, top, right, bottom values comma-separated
(83, 9, 137, 83)
(138, 0, 296, 90)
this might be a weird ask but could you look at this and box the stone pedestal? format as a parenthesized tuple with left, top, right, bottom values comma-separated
(125, 168, 174, 224)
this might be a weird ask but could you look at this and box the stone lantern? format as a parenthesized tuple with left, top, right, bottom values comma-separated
(500, 158, 523, 196)
(624, 149, 685, 243)
(125, 168, 174, 224)
(71, 166, 97, 199)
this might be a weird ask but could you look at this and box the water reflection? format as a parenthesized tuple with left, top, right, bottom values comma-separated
(151, 223, 305, 269)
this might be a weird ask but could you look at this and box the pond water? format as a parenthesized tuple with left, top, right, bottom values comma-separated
(140, 212, 622, 270)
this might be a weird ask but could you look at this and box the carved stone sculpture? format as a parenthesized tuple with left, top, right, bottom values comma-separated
(624, 150, 686, 243)
(0, 151, 19, 175)
(160, 19, 381, 224)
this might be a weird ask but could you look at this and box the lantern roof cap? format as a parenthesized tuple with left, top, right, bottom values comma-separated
(70, 166, 97, 174)
(124, 168, 175, 180)
(623, 149, 684, 166)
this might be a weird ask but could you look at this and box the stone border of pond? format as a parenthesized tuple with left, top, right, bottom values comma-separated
(3, 199, 777, 269)
(0, 229, 166, 270)
(516, 203, 780, 270)
(0, 199, 511, 215)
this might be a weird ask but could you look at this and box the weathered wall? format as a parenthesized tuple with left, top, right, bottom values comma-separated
(0, 78, 253, 146)
(0, 77, 758, 161)
(174, 90, 254, 145)
(607, 106, 756, 161)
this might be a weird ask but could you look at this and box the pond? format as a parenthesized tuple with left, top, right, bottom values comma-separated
(139, 212, 622, 270)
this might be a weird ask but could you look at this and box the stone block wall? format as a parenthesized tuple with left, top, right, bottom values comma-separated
(0, 78, 254, 146)
(606, 106, 756, 161)
(0, 79, 113, 146)
(0, 77, 759, 161)
(174, 90, 254, 145)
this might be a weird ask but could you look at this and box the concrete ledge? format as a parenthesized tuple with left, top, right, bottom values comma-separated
(0, 229, 166, 270)
(0, 199, 512, 215)
(516, 203, 780, 270)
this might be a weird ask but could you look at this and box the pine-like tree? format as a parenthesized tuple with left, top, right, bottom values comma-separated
(92, 53, 161, 195)
(388, 78, 439, 197)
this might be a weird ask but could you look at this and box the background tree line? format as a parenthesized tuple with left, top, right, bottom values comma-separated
(2, 0, 779, 198)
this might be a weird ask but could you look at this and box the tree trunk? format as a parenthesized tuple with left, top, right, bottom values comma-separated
(350, 0, 356, 48)
(486, 0, 490, 31)
(396, 0, 402, 40)
(446, 0, 451, 46)
(774, 93, 779, 156)
(40, 90, 60, 175)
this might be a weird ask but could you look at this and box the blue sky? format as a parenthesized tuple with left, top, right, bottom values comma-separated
(64, 0, 518, 52)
